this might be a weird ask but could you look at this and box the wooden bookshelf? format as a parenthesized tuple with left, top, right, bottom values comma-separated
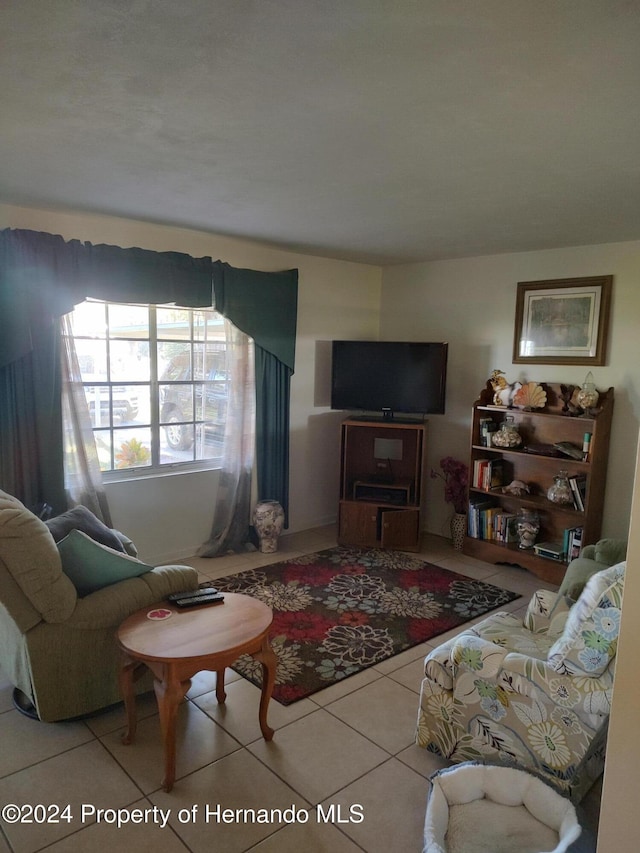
(463, 382, 614, 585)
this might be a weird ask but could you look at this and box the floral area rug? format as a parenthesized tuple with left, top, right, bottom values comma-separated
(214, 546, 520, 705)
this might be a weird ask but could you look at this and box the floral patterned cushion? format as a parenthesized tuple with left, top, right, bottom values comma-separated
(523, 587, 571, 636)
(547, 562, 625, 677)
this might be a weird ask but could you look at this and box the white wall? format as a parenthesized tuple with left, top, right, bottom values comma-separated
(381, 241, 640, 541)
(597, 430, 640, 850)
(0, 204, 381, 563)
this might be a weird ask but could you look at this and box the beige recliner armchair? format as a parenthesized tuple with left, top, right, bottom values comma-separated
(0, 490, 199, 721)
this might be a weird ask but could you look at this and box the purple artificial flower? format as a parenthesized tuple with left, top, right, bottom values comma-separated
(430, 456, 469, 514)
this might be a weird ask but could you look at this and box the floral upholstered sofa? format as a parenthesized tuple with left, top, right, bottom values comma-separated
(416, 561, 625, 803)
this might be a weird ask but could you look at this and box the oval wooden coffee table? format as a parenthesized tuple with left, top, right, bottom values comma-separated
(117, 592, 276, 792)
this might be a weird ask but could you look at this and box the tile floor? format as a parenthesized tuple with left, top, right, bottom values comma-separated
(0, 528, 602, 852)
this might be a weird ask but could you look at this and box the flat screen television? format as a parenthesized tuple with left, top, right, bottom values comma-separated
(330, 340, 448, 418)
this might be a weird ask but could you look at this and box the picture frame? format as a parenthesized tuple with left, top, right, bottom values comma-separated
(513, 275, 612, 365)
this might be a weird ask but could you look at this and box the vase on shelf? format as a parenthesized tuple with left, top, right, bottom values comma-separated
(547, 470, 573, 505)
(516, 509, 540, 550)
(491, 415, 522, 448)
(252, 500, 285, 553)
(450, 512, 467, 551)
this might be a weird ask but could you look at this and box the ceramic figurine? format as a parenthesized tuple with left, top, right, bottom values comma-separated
(513, 381, 547, 411)
(560, 384, 578, 415)
(489, 370, 522, 407)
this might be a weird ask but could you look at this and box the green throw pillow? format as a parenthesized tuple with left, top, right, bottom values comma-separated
(57, 529, 152, 597)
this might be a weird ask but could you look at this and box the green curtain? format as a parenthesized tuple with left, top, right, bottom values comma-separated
(255, 347, 292, 523)
(0, 228, 213, 511)
(0, 323, 66, 514)
(0, 230, 298, 522)
(212, 261, 298, 522)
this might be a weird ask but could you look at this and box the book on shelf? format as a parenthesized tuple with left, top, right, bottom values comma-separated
(533, 541, 566, 561)
(554, 441, 584, 461)
(563, 526, 584, 560)
(492, 510, 518, 543)
(479, 418, 498, 447)
(568, 474, 587, 511)
(473, 458, 504, 491)
(467, 494, 496, 539)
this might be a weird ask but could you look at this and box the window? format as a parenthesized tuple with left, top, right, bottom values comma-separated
(64, 300, 228, 474)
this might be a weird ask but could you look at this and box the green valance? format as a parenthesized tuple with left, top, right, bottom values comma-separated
(0, 228, 213, 369)
(1, 231, 298, 374)
(212, 260, 298, 373)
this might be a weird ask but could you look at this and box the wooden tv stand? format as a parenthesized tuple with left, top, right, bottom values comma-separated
(337, 418, 426, 552)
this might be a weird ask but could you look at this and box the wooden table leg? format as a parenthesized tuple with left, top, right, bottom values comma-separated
(119, 655, 138, 745)
(216, 668, 226, 704)
(153, 666, 191, 793)
(253, 637, 276, 741)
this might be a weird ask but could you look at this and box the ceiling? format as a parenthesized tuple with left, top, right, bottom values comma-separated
(2, 1, 640, 265)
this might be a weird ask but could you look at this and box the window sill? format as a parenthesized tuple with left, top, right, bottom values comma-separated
(103, 461, 221, 484)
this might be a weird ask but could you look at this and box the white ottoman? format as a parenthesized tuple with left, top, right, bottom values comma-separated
(423, 763, 581, 853)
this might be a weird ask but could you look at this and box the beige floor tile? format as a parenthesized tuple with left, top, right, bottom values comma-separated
(0, 710, 93, 778)
(485, 566, 558, 595)
(84, 691, 159, 738)
(385, 656, 427, 694)
(279, 528, 337, 552)
(193, 677, 317, 745)
(418, 533, 455, 559)
(0, 741, 142, 853)
(250, 814, 362, 851)
(186, 666, 241, 700)
(325, 677, 419, 755)
(149, 749, 310, 853)
(318, 757, 429, 852)
(395, 742, 452, 778)
(100, 700, 239, 794)
(434, 555, 500, 579)
(247, 709, 388, 804)
(43, 798, 189, 852)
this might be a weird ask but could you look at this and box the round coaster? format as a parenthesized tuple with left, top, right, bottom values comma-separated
(147, 608, 173, 621)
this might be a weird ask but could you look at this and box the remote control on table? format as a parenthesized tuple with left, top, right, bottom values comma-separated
(173, 592, 225, 608)
(167, 587, 218, 602)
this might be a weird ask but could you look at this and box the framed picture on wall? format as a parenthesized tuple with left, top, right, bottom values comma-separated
(513, 275, 612, 365)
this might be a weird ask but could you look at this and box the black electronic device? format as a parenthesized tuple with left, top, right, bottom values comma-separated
(168, 587, 218, 602)
(330, 340, 448, 417)
(173, 592, 225, 608)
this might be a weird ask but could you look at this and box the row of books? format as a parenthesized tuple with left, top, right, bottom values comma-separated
(467, 496, 518, 542)
(472, 458, 504, 491)
(467, 493, 585, 561)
